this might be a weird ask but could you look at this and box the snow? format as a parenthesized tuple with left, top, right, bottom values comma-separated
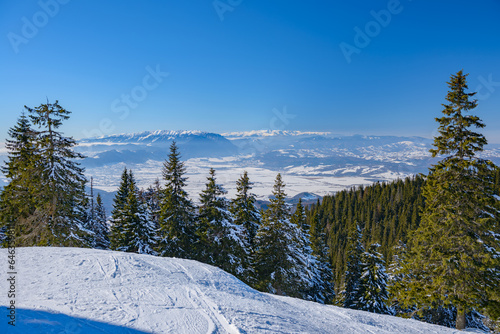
(0, 247, 465, 333)
(221, 130, 333, 138)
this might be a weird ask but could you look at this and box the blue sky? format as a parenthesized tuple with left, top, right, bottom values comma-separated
(1, 0, 499, 142)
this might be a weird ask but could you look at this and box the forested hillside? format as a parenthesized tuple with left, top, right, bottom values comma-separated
(307, 170, 500, 290)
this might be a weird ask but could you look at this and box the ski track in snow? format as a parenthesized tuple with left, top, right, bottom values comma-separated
(0, 247, 470, 333)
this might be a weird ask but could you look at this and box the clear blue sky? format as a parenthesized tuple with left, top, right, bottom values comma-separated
(1, 0, 499, 142)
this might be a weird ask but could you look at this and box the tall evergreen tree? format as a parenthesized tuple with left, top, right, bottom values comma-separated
(290, 199, 329, 303)
(93, 193, 110, 249)
(124, 172, 156, 254)
(400, 71, 500, 329)
(309, 203, 336, 304)
(109, 168, 131, 250)
(20, 101, 88, 246)
(387, 241, 407, 315)
(158, 142, 196, 258)
(230, 171, 260, 248)
(196, 168, 250, 280)
(357, 243, 390, 314)
(254, 174, 314, 298)
(142, 179, 161, 247)
(110, 170, 156, 254)
(340, 223, 364, 309)
(0, 113, 38, 246)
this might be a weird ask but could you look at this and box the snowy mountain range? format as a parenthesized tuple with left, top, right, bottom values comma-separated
(0, 247, 463, 333)
(2, 130, 499, 210)
(74, 130, 500, 201)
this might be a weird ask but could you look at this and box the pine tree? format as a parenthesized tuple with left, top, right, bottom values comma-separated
(22, 101, 88, 246)
(76, 192, 95, 247)
(109, 168, 131, 250)
(196, 168, 250, 280)
(309, 204, 336, 304)
(340, 223, 364, 309)
(387, 241, 407, 315)
(290, 199, 328, 303)
(93, 193, 110, 249)
(158, 142, 197, 258)
(400, 71, 500, 329)
(357, 243, 390, 314)
(254, 174, 314, 298)
(230, 171, 260, 248)
(142, 179, 161, 248)
(110, 170, 156, 254)
(124, 173, 157, 255)
(0, 113, 38, 246)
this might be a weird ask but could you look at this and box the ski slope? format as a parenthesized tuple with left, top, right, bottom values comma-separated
(0, 247, 465, 333)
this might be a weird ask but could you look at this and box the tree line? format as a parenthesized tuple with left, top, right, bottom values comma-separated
(1, 71, 499, 331)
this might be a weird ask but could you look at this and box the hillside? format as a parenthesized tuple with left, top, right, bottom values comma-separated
(0, 247, 464, 334)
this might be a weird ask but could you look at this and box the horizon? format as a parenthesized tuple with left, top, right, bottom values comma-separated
(1, 1, 499, 144)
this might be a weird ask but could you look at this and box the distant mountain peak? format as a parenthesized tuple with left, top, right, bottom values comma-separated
(80, 130, 224, 143)
(221, 130, 333, 138)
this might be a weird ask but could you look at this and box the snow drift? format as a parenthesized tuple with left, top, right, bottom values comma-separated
(0, 247, 463, 333)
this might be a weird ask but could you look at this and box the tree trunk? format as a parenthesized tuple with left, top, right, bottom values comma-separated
(456, 306, 466, 330)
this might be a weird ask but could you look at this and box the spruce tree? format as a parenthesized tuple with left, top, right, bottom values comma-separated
(0, 113, 38, 246)
(109, 168, 131, 250)
(158, 142, 196, 258)
(309, 204, 336, 304)
(400, 71, 500, 329)
(340, 223, 364, 309)
(230, 171, 260, 248)
(110, 170, 156, 254)
(142, 180, 161, 248)
(196, 168, 250, 280)
(124, 172, 156, 254)
(93, 193, 110, 249)
(21, 101, 88, 246)
(387, 241, 407, 315)
(357, 243, 390, 314)
(254, 174, 314, 298)
(290, 199, 327, 303)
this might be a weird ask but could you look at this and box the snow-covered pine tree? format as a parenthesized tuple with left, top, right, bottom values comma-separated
(109, 168, 131, 250)
(230, 171, 261, 249)
(74, 192, 95, 248)
(357, 243, 390, 314)
(141, 179, 161, 249)
(144, 179, 161, 229)
(0, 113, 38, 246)
(110, 170, 156, 254)
(308, 201, 336, 304)
(386, 240, 407, 315)
(158, 142, 197, 258)
(290, 198, 325, 303)
(196, 168, 250, 280)
(93, 193, 110, 249)
(25, 101, 89, 246)
(339, 223, 364, 309)
(124, 172, 157, 255)
(254, 174, 314, 298)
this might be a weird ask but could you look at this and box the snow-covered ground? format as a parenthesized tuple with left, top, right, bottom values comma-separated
(85, 159, 378, 200)
(1, 247, 467, 333)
